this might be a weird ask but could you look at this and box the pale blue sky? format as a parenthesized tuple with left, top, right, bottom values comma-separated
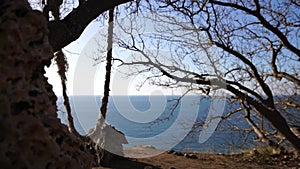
(45, 5, 299, 97)
(45, 19, 178, 96)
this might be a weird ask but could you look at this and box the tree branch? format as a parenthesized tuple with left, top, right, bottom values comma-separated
(48, 0, 132, 52)
(213, 41, 274, 106)
(210, 0, 300, 59)
(242, 102, 281, 151)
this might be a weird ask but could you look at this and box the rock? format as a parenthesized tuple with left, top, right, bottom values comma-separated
(173, 151, 184, 156)
(184, 153, 198, 159)
(88, 123, 127, 157)
(0, 1, 93, 168)
(142, 145, 156, 149)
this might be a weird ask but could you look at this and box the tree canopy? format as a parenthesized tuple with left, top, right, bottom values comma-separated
(31, 0, 300, 152)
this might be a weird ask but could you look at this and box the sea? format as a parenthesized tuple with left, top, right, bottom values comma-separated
(57, 95, 259, 154)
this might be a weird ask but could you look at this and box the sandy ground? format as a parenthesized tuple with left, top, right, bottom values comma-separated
(94, 147, 300, 169)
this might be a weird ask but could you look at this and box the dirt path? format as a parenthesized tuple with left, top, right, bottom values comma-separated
(94, 147, 300, 169)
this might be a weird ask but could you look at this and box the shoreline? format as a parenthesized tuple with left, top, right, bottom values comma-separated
(95, 146, 300, 169)
(122, 145, 255, 158)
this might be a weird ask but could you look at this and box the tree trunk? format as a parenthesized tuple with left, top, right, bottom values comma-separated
(95, 7, 115, 166)
(244, 110, 281, 152)
(227, 85, 300, 151)
(99, 8, 114, 119)
(55, 50, 81, 138)
(250, 100, 300, 151)
(264, 109, 300, 151)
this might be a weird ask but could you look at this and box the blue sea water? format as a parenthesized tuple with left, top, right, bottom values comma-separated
(57, 95, 257, 153)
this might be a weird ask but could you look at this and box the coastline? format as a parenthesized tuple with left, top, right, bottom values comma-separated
(93, 146, 300, 169)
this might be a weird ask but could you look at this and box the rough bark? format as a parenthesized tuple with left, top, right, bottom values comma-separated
(0, 0, 93, 168)
(55, 51, 81, 138)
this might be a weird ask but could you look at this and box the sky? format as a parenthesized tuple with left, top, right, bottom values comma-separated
(44, 3, 300, 97)
(45, 19, 177, 96)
